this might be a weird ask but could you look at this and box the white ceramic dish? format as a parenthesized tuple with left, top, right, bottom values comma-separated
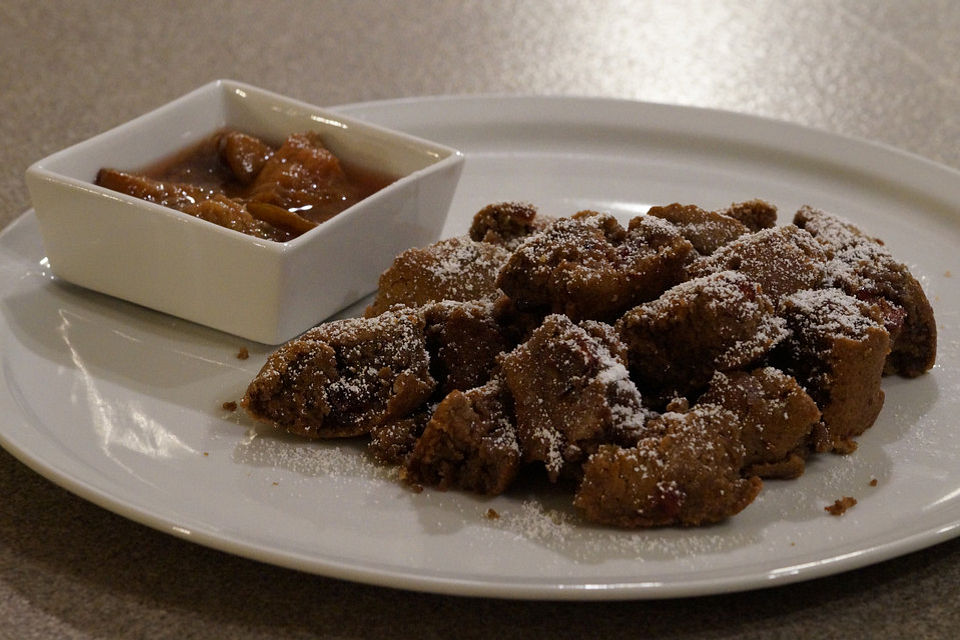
(24, 80, 464, 344)
(2, 96, 959, 600)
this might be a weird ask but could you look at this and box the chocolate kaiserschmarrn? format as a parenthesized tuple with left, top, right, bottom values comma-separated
(242, 200, 936, 528)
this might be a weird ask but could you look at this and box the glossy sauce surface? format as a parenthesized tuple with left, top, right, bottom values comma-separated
(96, 129, 395, 241)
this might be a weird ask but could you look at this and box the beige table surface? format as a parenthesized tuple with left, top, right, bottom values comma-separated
(2, 1, 960, 638)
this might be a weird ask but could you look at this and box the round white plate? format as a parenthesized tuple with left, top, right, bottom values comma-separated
(1, 96, 959, 600)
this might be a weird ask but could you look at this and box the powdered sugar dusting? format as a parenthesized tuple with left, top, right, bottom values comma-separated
(234, 427, 398, 481)
(783, 288, 884, 338)
(487, 496, 753, 561)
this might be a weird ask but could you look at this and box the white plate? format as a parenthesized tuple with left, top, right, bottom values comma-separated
(1, 96, 959, 600)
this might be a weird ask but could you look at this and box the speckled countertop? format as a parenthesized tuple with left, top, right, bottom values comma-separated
(2, 1, 960, 638)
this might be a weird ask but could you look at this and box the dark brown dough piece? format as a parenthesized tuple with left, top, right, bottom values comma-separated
(617, 270, 787, 401)
(364, 236, 511, 317)
(497, 211, 694, 322)
(699, 367, 821, 479)
(686, 225, 827, 305)
(242, 310, 436, 438)
(404, 377, 519, 495)
(489, 292, 548, 346)
(367, 409, 433, 465)
(717, 199, 778, 232)
(774, 288, 890, 453)
(794, 205, 935, 377)
(646, 202, 749, 255)
(422, 299, 511, 396)
(573, 404, 763, 527)
(468, 201, 555, 250)
(499, 314, 647, 482)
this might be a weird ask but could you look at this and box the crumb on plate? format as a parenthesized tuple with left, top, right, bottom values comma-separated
(825, 496, 857, 515)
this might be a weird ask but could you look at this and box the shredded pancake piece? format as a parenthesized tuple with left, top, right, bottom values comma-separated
(497, 211, 694, 322)
(617, 270, 787, 402)
(573, 404, 763, 527)
(243, 309, 435, 438)
(500, 314, 647, 482)
(364, 237, 510, 317)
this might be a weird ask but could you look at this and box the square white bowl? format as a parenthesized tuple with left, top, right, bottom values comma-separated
(25, 80, 464, 344)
